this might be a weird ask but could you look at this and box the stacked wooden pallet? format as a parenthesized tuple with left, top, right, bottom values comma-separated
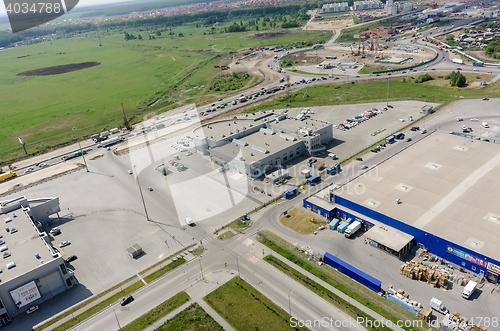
(400, 261, 448, 289)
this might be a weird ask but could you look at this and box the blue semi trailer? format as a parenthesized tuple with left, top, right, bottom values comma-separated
(324, 252, 382, 292)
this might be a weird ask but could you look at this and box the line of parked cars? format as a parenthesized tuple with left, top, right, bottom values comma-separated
(335, 108, 384, 131)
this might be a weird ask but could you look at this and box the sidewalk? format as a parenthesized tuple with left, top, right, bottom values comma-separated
(250, 238, 406, 331)
(37, 247, 199, 331)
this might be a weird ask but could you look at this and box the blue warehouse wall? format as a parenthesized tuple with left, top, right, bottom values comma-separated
(303, 199, 335, 219)
(332, 195, 500, 282)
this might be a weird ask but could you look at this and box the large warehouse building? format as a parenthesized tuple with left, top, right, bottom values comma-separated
(193, 110, 333, 179)
(304, 132, 500, 284)
(0, 196, 76, 326)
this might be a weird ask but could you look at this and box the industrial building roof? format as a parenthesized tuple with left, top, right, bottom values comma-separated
(334, 132, 500, 261)
(365, 225, 414, 253)
(306, 195, 335, 211)
(0, 210, 53, 282)
(212, 129, 302, 164)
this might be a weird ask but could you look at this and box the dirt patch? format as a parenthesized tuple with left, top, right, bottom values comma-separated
(244, 30, 292, 40)
(279, 207, 327, 234)
(17, 62, 100, 76)
(180, 49, 215, 53)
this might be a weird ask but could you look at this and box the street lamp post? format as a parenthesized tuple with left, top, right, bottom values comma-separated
(386, 76, 390, 107)
(288, 290, 294, 319)
(199, 256, 204, 280)
(133, 165, 150, 222)
(72, 127, 89, 172)
(236, 254, 242, 279)
(111, 305, 122, 331)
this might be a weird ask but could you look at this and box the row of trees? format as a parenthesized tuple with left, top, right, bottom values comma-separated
(0, 1, 314, 47)
(485, 41, 500, 59)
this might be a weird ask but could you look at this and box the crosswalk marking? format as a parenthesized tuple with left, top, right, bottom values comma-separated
(248, 256, 259, 264)
(200, 237, 213, 244)
(242, 238, 254, 246)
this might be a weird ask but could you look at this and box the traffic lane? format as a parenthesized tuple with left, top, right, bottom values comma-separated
(244, 255, 366, 331)
(74, 262, 198, 331)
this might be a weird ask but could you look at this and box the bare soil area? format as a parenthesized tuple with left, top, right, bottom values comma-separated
(244, 30, 292, 40)
(287, 46, 435, 70)
(17, 62, 101, 76)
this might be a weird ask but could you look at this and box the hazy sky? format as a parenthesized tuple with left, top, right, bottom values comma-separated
(0, 0, 131, 15)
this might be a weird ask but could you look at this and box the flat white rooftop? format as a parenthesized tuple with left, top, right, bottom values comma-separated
(0, 210, 53, 282)
(335, 132, 500, 261)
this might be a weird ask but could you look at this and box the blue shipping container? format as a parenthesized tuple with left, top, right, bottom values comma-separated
(329, 218, 341, 230)
(324, 252, 382, 292)
(307, 174, 321, 185)
(282, 186, 298, 199)
(327, 164, 341, 175)
(337, 218, 352, 233)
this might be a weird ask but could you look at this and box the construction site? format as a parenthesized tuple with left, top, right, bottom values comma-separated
(285, 30, 435, 73)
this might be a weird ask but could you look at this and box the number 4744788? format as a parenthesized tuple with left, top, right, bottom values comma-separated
(5, 2, 62, 14)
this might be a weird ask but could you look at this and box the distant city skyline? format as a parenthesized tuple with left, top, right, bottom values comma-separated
(0, 0, 133, 15)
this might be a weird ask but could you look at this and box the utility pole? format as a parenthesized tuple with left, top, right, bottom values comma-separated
(121, 102, 131, 130)
(72, 127, 89, 172)
(236, 254, 241, 278)
(18, 137, 27, 155)
(96, 25, 102, 47)
(111, 305, 122, 331)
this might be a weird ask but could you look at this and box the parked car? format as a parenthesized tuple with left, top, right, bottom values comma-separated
(26, 306, 39, 315)
(66, 255, 78, 263)
(127, 170, 133, 175)
(148, 187, 153, 191)
(406, 138, 412, 142)
(50, 227, 61, 235)
(120, 295, 134, 306)
(59, 241, 71, 248)
(471, 118, 479, 122)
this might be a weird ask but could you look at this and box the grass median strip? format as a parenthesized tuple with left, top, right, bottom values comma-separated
(264, 255, 391, 331)
(204, 277, 307, 331)
(144, 258, 186, 283)
(51, 281, 144, 331)
(155, 302, 223, 331)
(258, 232, 430, 331)
(122, 291, 190, 331)
(38, 255, 188, 331)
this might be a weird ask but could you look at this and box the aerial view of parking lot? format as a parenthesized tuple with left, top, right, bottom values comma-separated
(1, 0, 500, 330)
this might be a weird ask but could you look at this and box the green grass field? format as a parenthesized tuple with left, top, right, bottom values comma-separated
(243, 76, 498, 113)
(204, 277, 307, 331)
(0, 22, 328, 163)
(155, 302, 223, 331)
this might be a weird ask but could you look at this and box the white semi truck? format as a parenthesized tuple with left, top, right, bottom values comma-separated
(344, 221, 362, 238)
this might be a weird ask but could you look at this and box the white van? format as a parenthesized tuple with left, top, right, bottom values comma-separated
(482, 122, 489, 128)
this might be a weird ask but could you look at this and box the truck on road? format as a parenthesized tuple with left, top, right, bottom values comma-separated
(462, 280, 477, 299)
(430, 297, 449, 314)
(344, 220, 362, 238)
(110, 128, 120, 134)
(473, 62, 484, 67)
(0, 172, 17, 182)
(452, 58, 464, 65)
